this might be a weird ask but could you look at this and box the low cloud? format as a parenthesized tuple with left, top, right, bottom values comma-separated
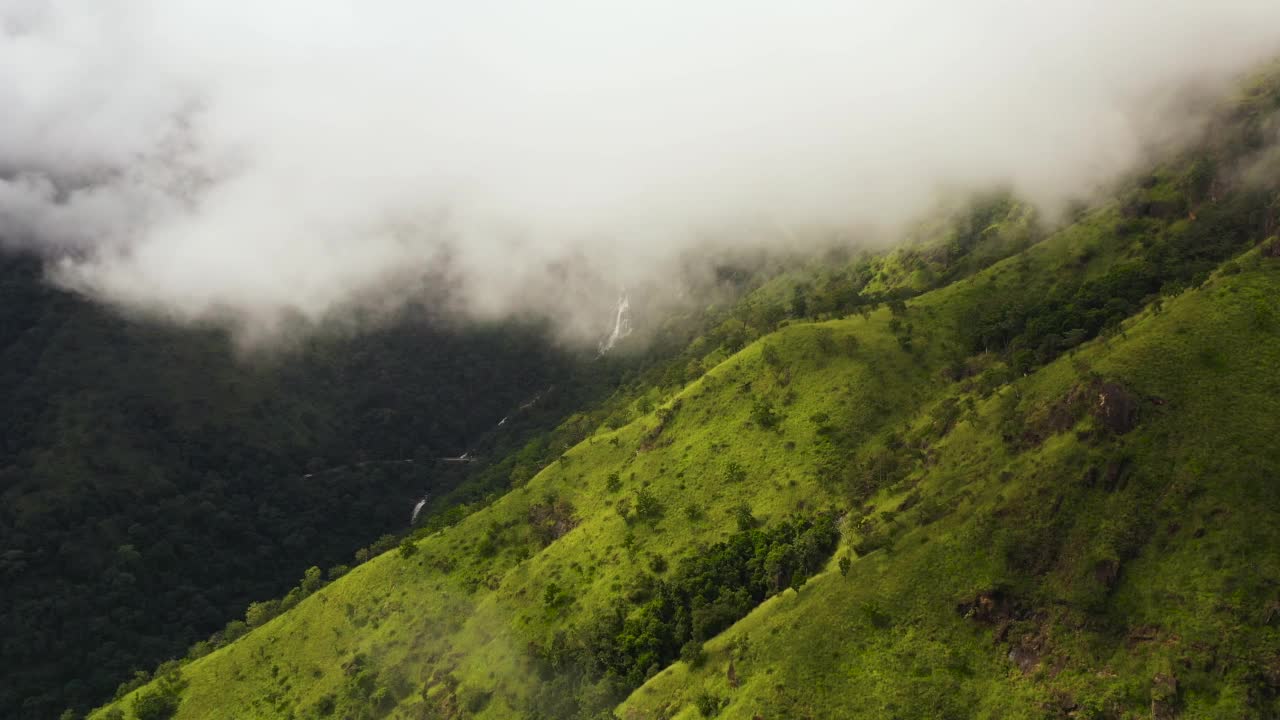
(2, 1, 1280, 343)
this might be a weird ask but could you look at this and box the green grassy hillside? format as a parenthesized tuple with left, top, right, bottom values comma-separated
(89, 73, 1280, 720)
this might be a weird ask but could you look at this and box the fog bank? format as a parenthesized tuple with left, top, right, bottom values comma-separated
(3, 1, 1280, 342)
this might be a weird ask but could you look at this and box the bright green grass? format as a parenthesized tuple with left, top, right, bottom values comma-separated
(620, 253, 1280, 719)
(93, 224, 1280, 719)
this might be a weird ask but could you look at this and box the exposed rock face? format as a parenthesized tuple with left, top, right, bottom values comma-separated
(1090, 381, 1139, 435)
(956, 589, 1014, 625)
(1152, 672, 1179, 720)
(1021, 379, 1141, 447)
(1009, 645, 1040, 675)
(1093, 558, 1121, 589)
(527, 497, 578, 546)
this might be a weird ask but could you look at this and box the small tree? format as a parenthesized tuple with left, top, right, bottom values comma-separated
(186, 640, 214, 661)
(680, 640, 706, 668)
(132, 662, 185, 720)
(791, 286, 809, 318)
(300, 565, 324, 595)
(245, 599, 280, 628)
(221, 620, 248, 643)
(280, 587, 303, 611)
(751, 398, 782, 430)
(695, 691, 726, 718)
(634, 488, 663, 520)
(398, 538, 418, 559)
(723, 461, 747, 484)
(113, 670, 151, 700)
(133, 689, 179, 720)
(648, 554, 668, 573)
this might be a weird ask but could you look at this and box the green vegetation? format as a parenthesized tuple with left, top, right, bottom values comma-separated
(64, 59, 1280, 720)
(0, 250, 732, 718)
(534, 514, 837, 693)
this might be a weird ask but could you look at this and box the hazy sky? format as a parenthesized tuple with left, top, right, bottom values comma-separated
(3, 1, 1280, 342)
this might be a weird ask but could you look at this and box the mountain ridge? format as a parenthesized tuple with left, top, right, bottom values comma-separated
(82, 66, 1280, 720)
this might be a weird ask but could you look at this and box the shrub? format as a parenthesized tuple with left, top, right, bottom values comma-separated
(723, 461, 747, 484)
(750, 398, 782, 430)
(371, 686, 396, 712)
(221, 620, 248, 643)
(543, 583, 569, 608)
(185, 640, 214, 661)
(313, 694, 337, 716)
(113, 670, 150, 700)
(648, 554, 668, 573)
(680, 640, 706, 668)
(398, 538, 418, 559)
(245, 599, 280, 628)
(458, 686, 492, 713)
(634, 488, 663, 521)
(695, 691, 727, 717)
(300, 565, 324, 594)
(132, 688, 179, 720)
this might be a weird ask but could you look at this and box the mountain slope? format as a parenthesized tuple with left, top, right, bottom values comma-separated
(91, 240, 1280, 720)
(622, 247, 1280, 719)
(0, 252, 603, 719)
(87, 72, 1280, 720)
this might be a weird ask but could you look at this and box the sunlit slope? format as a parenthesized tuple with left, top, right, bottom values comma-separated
(87, 125, 1280, 719)
(622, 251, 1280, 719)
(91, 295, 955, 719)
(92, 202, 1280, 719)
(94, 202, 1043, 718)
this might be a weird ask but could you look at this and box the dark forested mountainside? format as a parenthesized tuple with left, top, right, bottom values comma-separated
(0, 252, 599, 718)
